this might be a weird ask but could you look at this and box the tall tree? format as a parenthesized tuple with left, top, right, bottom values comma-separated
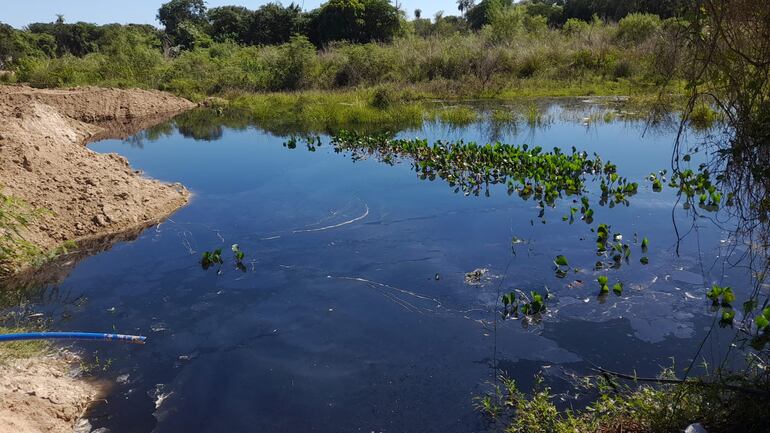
(208, 6, 252, 43)
(457, 0, 476, 16)
(309, 0, 400, 45)
(248, 3, 305, 45)
(466, 0, 513, 30)
(157, 0, 207, 45)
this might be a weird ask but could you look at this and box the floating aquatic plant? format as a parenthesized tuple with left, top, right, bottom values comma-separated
(331, 131, 638, 211)
(598, 275, 609, 294)
(755, 308, 770, 330)
(612, 282, 623, 295)
(501, 290, 547, 319)
(201, 249, 223, 269)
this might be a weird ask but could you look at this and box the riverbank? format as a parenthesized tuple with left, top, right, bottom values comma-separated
(0, 85, 195, 277)
(0, 343, 104, 433)
(204, 82, 679, 135)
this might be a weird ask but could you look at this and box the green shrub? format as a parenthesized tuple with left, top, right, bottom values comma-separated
(562, 18, 589, 35)
(518, 51, 544, 78)
(331, 42, 395, 86)
(690, 102, 719, 129)
(485, 6, 525, 41)
(267, 35, 316, 91)
(617, 13, 662, 44)
(522, 14, 548, 35)
(612, 58, 633, 79)
(9, 18, 662, 99)
(370, 85, 395, 109)
(432, 105, 479, 125)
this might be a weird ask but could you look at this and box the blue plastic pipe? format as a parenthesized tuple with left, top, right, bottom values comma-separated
(0, 332, 147, 344)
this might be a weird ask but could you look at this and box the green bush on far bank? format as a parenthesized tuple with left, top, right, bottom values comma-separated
(11, 15, 672, 102)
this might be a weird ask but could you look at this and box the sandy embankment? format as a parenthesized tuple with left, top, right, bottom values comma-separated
(0, 85, 195, 274)
(0, 351, 104, 433)
(0, 85, 196, 432)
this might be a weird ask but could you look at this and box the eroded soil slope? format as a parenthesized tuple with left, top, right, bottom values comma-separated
(0, 85, 195, 273)
(0, 351, 103, 433)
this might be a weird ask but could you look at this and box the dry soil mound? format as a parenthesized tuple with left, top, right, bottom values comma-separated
(0, 85, 195, 274)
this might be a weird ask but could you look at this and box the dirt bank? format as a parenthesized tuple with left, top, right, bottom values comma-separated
(0, 350, 104, 433)
(0, 85, 195, 276)
(0, 86, 194, 430)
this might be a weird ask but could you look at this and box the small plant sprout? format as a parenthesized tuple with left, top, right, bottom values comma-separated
(598, 275, 609, 294)
(755, 307, 770, 330)
(613, 282, 623, 295)
(707, 285, 735, 305)
(521, 291, 547, 315)
(501, 292, 518, 319)
(553, 255, 569, 278)
(201, 249, 223, 269)
(231, 244, 247, 272)
(232, 244, 245, 262)
(721, 308, 736, 326)
(501, 290, 547, 319)
(707, 285, 738, 327)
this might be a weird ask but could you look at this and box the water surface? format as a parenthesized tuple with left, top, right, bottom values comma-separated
(21, 100, 745, 432)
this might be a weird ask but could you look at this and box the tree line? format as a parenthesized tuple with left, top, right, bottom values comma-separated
(0, 0, 687, 69)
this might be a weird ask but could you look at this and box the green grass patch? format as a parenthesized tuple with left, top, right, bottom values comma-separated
(690, 102, 719, 129)
(227, 90, 427, 134)
(0, 187, 45, 277)
(215, 83, 680, 135)
(430, 105, 479, 126)
(0, 326, 49, 362)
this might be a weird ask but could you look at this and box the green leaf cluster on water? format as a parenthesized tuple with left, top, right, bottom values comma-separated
(200, 249, 223, 269)
(200, 244, 247, 272)
(330, 131, 665, 316)
(331, 131, 634, 208)
(502, 290, 547, 320)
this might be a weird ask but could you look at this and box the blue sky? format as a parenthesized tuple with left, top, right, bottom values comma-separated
(2, 0, 460, 28)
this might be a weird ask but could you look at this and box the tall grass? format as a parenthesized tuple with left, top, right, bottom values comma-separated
(14, 18, 673, 101)
(0, 188, 43, 277)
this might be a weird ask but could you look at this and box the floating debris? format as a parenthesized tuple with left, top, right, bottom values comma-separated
(567, 280, 585, 289)
(464, 268, 489, 285)
(116, 373, 130, 384)
(150, 322, 168, 333)
(148, 383, 173, 410)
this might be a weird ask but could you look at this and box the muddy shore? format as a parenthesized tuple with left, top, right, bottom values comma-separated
(0, 85, 196, 432)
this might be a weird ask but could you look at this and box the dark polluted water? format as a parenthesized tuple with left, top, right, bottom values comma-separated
(15, 100, 747, 432)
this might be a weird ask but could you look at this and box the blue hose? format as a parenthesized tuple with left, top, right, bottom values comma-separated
(0, 332, 147, 344)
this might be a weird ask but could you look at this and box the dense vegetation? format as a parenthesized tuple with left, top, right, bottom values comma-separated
(0, 0, 684, 102)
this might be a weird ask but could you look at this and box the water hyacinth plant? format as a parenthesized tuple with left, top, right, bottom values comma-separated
(331, 131, 639, 210)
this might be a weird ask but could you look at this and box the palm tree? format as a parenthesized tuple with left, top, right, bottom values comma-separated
(457, 0, 475, 16)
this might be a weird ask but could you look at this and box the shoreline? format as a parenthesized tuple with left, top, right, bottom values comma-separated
(0, 84, 196, 432)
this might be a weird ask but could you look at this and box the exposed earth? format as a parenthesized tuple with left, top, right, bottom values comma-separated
(0, 85, 195, 276)
(0, 350, 104, 433)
